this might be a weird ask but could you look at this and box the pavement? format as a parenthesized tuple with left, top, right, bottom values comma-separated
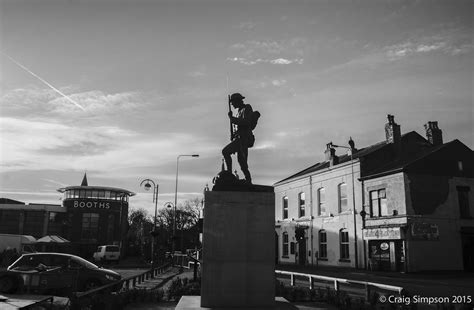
(124, 267, 194, 310)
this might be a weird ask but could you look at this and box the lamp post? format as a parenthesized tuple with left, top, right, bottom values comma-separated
(330, 142, 359, 269)
(118, 193, 127, 258)
(173, 154, 199, 253)
(140, 179, 158, 265)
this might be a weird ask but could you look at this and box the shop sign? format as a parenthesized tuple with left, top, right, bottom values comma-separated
(73, 200, 111, 209)
(363, 227, 402, 240)
(411, 222, 439, 240)
(380, 242, 389, 250)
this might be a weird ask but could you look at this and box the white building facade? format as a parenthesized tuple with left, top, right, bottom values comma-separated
(275, 116, 474, 272)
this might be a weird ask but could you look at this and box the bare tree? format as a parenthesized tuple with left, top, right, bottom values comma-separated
(127, 208, 153, 258)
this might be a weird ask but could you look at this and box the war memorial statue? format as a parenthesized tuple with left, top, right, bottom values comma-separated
(175, 93, 283, 309)
(213, 92, 264, 191)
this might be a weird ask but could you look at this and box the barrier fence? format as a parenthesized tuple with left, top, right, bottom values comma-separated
(275, 270, 405, 301)
(70, 262, 170, 309)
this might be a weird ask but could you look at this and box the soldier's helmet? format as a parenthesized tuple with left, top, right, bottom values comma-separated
(230, 93, 245, 102)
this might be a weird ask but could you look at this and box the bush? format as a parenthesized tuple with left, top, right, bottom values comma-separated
(166, 277, 201, 301)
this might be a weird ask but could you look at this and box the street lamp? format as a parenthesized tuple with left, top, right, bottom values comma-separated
(330, 141, 359, 269)
(140, 178, 159, 265)
(173, 154, 199, 253)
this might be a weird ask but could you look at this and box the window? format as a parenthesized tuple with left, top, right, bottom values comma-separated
(318, 230, 327, 259)
(81, 213, 99, 240)
(290, 242, 295, 254)
(369, 189, 387, 217)
(340, 229, 350, 260)
(79, 190, 86, 198)
(298, 192, 306, 217)
(110, 192, 117, 200)
(338, 183, 348, 212)
(282, 196, 288, 219)
(107, 214, 115, 242)
(318, 188, 326, 215)
(49, 212, 57, 223)
(282, 232, 289, 257)
(457, 186, 471, 218)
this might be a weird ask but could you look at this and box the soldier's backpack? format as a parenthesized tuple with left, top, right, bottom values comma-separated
(246, 104, 260, 130)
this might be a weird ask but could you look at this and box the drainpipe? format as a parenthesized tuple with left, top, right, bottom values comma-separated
(361, 179, 367, 269)
(350, 153, 359, 269)
(310, 175, 314, 266)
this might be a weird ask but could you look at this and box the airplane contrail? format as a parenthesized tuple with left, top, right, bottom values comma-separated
(1, 51, 86, 111)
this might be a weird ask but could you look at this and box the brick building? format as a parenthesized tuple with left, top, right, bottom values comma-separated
(0, 174, 135, 258)
(0, 198, 66, 238)
(274, 115, 474, 272)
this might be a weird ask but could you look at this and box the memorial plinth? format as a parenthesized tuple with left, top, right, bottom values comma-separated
(201, 189, 275, 308)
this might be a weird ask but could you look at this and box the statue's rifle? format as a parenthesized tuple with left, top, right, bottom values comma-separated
(228, 94, 234, 141)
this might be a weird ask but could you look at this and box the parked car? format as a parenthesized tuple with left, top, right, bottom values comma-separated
(0, 252, 121, 295)
(93, 245, 120, 263)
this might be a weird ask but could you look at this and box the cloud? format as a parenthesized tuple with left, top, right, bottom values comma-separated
(0, 87, 150, 117)
(227, 57, 303, 66)
(271, 79, 287, 86)
(228, 38, 307, 66)
(384, 30, 473, 61)
(0, 116, 137, 171)
(236, 21, 257, 31)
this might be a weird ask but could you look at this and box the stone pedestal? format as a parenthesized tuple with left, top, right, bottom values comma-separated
(200, 190, 275, 308)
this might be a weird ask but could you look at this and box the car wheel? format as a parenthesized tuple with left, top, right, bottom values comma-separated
(0, 276, 18, 294)
(83, 279, 101, 291)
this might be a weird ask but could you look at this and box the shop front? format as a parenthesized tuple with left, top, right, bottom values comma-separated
(363, 226, 406, 272)
(58, 179, 135, 258)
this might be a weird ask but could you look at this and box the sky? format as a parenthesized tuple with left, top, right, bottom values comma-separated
(0, 0, 472, 216)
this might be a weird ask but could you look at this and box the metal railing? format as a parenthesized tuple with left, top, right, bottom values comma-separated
(70, 262, 171, 309)
(275, 270, 404, 300)
(172, 253, 200, 269)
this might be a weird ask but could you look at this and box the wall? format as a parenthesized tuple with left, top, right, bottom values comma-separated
(275, 160, 364, 268)
(405, 176, 474, 271)
(0, 203, 65, 238)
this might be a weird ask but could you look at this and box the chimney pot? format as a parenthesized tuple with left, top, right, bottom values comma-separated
(424, 121, 443, 146)
(385, 114, 401, 144)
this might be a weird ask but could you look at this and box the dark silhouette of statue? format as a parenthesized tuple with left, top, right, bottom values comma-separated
(222, 93, 255, 184)
(213, 93, 269, 192)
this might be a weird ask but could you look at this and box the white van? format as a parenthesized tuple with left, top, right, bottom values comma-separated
(93, 245, 120, 263)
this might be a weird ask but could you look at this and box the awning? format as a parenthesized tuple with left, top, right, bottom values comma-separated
(36, 235, 70, 243)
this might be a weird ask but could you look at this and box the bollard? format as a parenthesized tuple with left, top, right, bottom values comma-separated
(290, 274, 295, 286)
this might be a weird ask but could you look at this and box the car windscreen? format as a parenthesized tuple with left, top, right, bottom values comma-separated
(71, 256, 99, 269)
(9, 255, 39, 270)
(105, 246, 119, 252)
(10, 254, 69, 270)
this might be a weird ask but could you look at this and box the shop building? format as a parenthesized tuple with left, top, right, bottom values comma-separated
(0, 198, 66, 238)
(57, 173, 135, 257)
(274, 115, 474, 272)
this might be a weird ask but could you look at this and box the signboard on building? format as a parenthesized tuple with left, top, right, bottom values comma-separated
(363, 227, 402, 240)
(411, 222, 439, 240)
(63, 200, 122, 212)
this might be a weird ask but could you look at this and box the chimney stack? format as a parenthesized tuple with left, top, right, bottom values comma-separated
(385, 114, 401, 144)
(348, 136, 356, 153)
(324, 142, 339, 166)
(424, 121, 443, 146)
